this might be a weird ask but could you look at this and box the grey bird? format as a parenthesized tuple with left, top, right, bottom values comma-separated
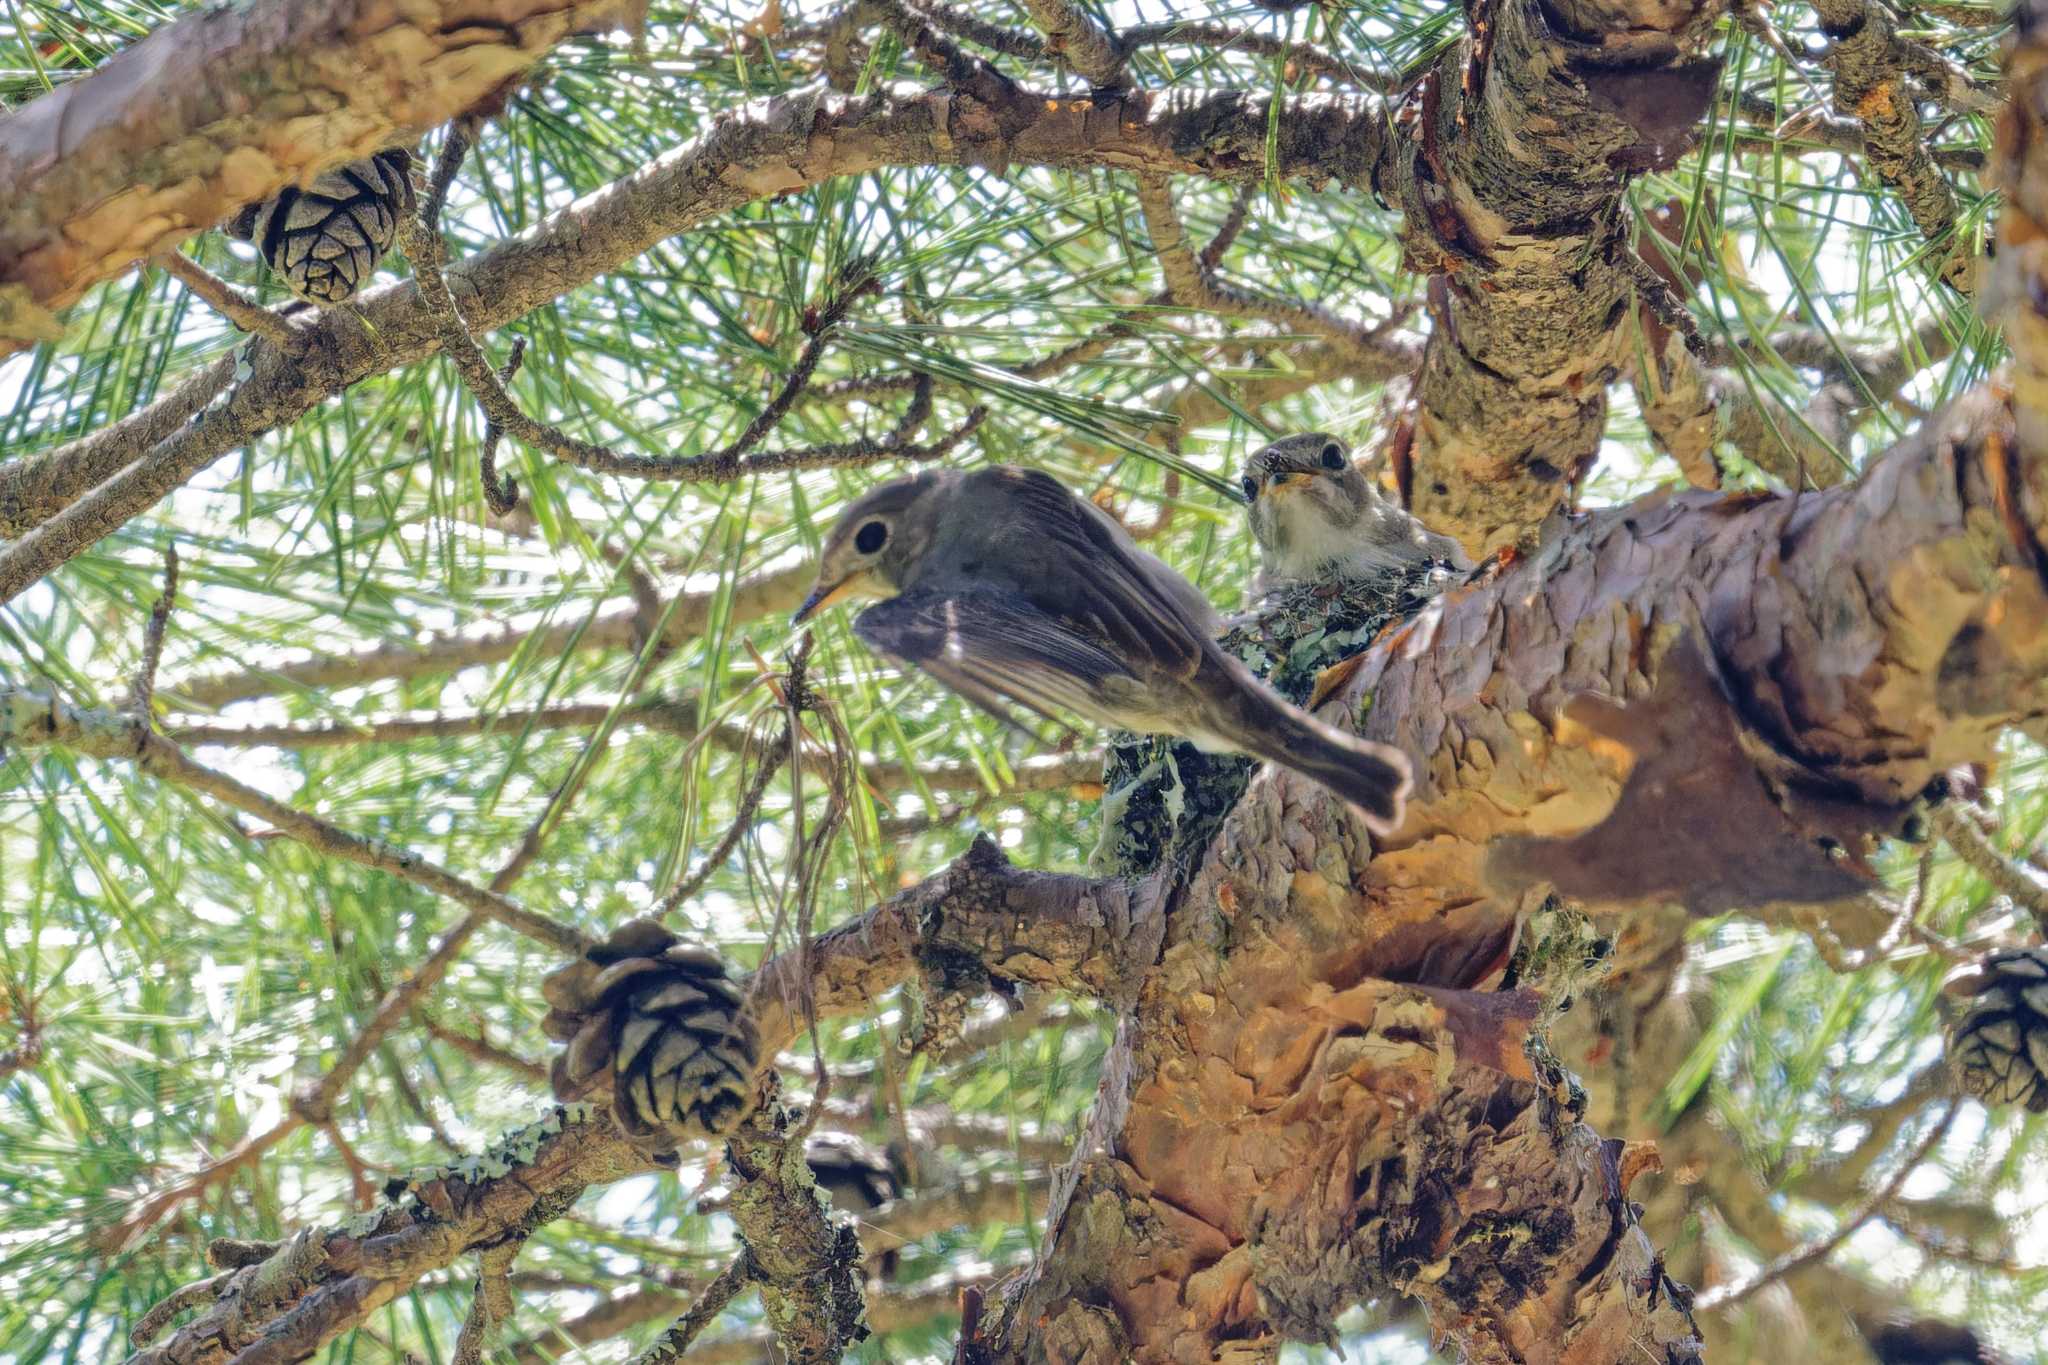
(792, 464, 1412, 832)
(1241, 433, 1470, 597)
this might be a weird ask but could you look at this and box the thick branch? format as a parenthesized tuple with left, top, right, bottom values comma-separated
(1812, 0, 1975, 291)
(966, 363, 2046, 1362)
(0, 80, 1396, 597)
(747, 833, 1162, 1060)
(1388, 0, 1726, 552)
(124, 1108, 650, 1365)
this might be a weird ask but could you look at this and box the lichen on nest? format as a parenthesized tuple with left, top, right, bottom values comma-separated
(1090, 558, 1464, 880)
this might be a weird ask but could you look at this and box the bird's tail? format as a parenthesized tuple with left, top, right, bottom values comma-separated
(1230, 687, 1412, 834)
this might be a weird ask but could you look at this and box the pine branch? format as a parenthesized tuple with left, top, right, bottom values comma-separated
(0, 688, 592, 956)
(153, 252, 300, 348)
(1135, 172, 1408, 377)
(1695, 1102, 1961, 1311)
(396, 179, 983, 486)
(1809, 0, 1975, 292)
(1934, 806, 2048, 935)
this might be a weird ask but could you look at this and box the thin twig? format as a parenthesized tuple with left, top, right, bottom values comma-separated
(480, 338, 527, 514)
(154, 251, 299, 348)
(1, 689, 591, 955)
(1134, 172, 1407, 371)
(630, 1252, 754, 1365)
(1695, 1100, 1961, 1311)
(129, 1270, 235, 1346)
(1118, 20, 1403, 93)
(418, 1013, 549, 1083)
(321, 1121, 381, 1210)
(423, 121, 473, 231)
(127, 545, 178, 721)
(1934, 805, 2048, 935)
(808, 183, 1267, 412)
(165, 698, 1106, 796)
(655, 719, 794, 919)
(397, 189, 982, 482)
(1806, 848, 1939, 972)
(1620, 246, 1704, 357)
(452, 1242, 521, 1365)
(384, 1046, 466, 1151)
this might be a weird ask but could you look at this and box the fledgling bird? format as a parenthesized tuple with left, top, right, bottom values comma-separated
(793, 464, 1413, 832)
(1241, 432, 1470, 598)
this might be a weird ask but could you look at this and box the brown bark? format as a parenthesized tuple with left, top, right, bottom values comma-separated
(1380, 0, 1727, 555)
(957, 367, 2047, 1359)
(0, 0, 646, 358)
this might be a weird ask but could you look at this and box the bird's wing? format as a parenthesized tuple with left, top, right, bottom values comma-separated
(854, 585, 1137, 732)
(991, 468, 1212, 678)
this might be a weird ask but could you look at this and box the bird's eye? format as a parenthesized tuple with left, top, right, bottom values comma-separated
(1239, 475, 1259, 503)
(1320, 442, 1346, 471)
(854, 520, 888, 555)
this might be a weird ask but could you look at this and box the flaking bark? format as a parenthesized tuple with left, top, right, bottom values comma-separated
(1379, 0, 1726, 554)
(957, 383, 2046, 1362)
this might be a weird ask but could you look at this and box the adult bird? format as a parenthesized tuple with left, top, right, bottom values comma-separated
(793, 464, 1412, 832)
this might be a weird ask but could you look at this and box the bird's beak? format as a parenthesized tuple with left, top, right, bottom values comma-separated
(792, 571, 872, 625)
(1265, 471, 1317, 496)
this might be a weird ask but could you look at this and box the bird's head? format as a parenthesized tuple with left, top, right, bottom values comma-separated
(792, 471, 945, 625)
(1240, 433, 1382, 574)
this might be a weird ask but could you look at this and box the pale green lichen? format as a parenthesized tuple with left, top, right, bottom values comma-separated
(1090, 560, 1459, 880)
(379, 1103, 595, 1209)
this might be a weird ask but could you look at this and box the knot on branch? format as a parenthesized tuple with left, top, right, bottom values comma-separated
(288, 1081, 334, 1127)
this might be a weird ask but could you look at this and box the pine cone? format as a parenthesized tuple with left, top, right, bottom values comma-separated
(1946, 946, 2048, 1113)
(226, 149, 411, 305)
(542, 920, 761, 1152)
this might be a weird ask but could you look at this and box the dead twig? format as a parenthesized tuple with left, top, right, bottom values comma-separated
(127, 546, 179, 722)
(154, 251, 299, 349)
(452, 1242, 521, 1365)
(1934, 805, 2048, 935)
(655, 717, 794, 919)
(629, 1252, 754, 1365)
(480, 338, 528, 514)
(129, 1271, 236, 1347)
(418, 1013, 549, 1083)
